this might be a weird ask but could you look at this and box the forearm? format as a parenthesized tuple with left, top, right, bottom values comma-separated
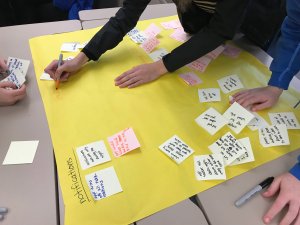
(163, 0, 250, 72)
(82, 0, 150, 61)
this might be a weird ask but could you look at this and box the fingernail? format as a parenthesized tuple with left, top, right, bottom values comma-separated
(264, 217, 270, 224)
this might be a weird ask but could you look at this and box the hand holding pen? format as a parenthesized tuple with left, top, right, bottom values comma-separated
(55, 53, 63, 89)
(44, 52, 89, 87)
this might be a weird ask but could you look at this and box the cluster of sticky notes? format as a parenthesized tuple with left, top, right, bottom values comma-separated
(75, 127, 140, 201)
(127, 24, 161, 53)
(0, 57, 30, 88)
(159, 135, 194, 164)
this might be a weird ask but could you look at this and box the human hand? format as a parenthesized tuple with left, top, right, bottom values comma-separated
(262, 173, 300, 225)
(231, 86, 283, 111)
(114, 60, 168, 88)
(0, 82, 26, 106)
(44, 52, 89, 81)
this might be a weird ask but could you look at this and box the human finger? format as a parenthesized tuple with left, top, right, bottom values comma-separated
(45, 60, 59, 78)
(263, 176, 281, 198)
(279, 201, 299, 225)
(115, 67, 137, 82)
(263, 194, 288, 224)
(293, 213, 300, 225)
(118, 75, 140, 88)
(251, 101, 272, 111)
(0, 81, 16, 89)
(128, 80, 143, 88)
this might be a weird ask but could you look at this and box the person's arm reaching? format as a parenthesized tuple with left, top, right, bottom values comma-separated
(45, 0, 150, 81)
(232, 0, 300, 111)
(115, 0, 250, 88)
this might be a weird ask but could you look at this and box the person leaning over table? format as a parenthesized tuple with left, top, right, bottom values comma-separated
(262, 155, 300, 225)
(0, 58, 26, 106)
(231, 0, 300, 112)
(45, 0, 251, 88)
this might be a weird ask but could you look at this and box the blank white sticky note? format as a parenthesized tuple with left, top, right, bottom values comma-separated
(195, 107, 227, 135)
(198, 88, 221, 102)
(269, 112, 300, 129)
(76, 140, 111, 170)
(85, 166, 122, 201)
(223, 102, 255, 134)
(247, 112, 269, 131)
(259, 125, 290, 147)
(159, 135, 194, 164)
(230, 137, 255, 166)
(194, 154, 226, 180)
(40, 72, 53, 80)
(217, 74, 244, 93)
(209, 132, 245, 165)
(3, 141, 39, 165)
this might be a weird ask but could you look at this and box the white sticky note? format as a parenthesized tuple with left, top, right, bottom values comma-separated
(259, 125, 290, 147)
(269, 112, 300, 129)
(159, 135, 194, 164)
(60, 42, 79, 52)
(247, 112, 269, 131)
(1, 69, 25, 88)
(127, 27, 140, 37)
(230, 137, 255, 166)
(3, 141, 39, 165)
(194, 154, 226, 180)
(144, 23, 161, 38)
(217, 74, 244, 94)
(40, 72, 53, 80)
(148, 48, 168, 62)
(195, 107, 228, 135)
(223, 102, 255, 134)
(85, 167, 122, 201)
(187, 56, 212, 72)
(7, 57, 30, 76)
(76, 140, 111, 170)
(209, 132, 245, 165)
(198, 88, 221, 102)
(129, 31, 148, 44)
(179, 72, 202, 86)
(76, 41, 88, 49)
(207, 45, 225, 59)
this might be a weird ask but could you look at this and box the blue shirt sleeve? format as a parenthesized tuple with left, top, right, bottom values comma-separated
(268, 0, 300, 90)
(290, 155, 300, 180)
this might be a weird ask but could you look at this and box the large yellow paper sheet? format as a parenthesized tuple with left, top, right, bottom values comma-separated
(29, 16, 300, 225)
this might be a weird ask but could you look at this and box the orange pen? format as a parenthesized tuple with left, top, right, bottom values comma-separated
(55, 53, 63, 90)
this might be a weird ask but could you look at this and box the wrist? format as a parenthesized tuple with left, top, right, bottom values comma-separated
(75, 52, 89, 66)
(155, 60, 168, 76)
(267, 85, 283, 95)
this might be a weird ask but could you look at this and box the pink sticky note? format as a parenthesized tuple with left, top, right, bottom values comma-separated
(108, 128, 140, 157)
(170, 29, 190, 43)
(160, 20, 182, 29)
(222, 44, 241, 58)
(179, 72, 202, 86)
(207, 45, 225, 59)
(187, 56, 212, 72)
(144, 23, 161, 38)
(140, 37, 160, 53)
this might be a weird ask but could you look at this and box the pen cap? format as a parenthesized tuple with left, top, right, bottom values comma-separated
(259, 177, 274, 189)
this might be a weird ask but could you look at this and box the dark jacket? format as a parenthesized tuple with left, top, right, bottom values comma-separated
(82, 0, 250, 72)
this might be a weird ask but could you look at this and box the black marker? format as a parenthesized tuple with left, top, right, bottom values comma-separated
(235, 177, 274, 207)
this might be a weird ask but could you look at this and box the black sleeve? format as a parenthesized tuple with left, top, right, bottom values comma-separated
(162, 0, 250, 72)
(82, 0, 151, 61)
